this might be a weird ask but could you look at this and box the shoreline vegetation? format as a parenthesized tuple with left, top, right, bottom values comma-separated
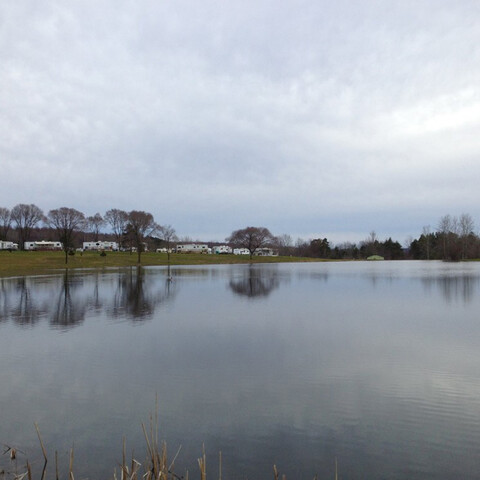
(0, 251, 325, 279)
(1, 415, 332, 480)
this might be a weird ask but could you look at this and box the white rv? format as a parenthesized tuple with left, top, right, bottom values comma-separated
(213, 245, 232, 254)
(0, 241, 18, 250)
(254, 248, 277, 256)
(233, 248, 250, 255)
(83, 241, 119, 251)
(176, 244, 210, 254)
(24, 241, 63, 251)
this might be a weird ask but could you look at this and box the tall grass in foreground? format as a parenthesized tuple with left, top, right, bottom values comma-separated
(1, 411, 336, 479)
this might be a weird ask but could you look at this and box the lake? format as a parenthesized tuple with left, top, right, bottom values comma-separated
(1, 261, 480, 479)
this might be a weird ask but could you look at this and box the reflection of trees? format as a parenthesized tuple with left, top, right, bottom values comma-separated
(87, 272, 104, 312)
(0, 269, 179, 329)
(229, 265, 280, 298)
(0, 277, 49, 326)
(50, 271, 87, 329)
(109, 267, 177, 321)
(421, 275, 479, 304)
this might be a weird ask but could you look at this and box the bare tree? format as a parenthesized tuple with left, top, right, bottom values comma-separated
(157, 224, 178, 268)
(11, 203, 44, 249)
(459, 213, 475, 259)
(105, 209, 129, 249)
(87, 213, 105, 241)
(437, 215, 451, 260)
(275, 233, 293, 256)
(126, 211, 158, 263)
(0, 207, 11, 240)
(47, 207, 86, 264)
(422, 225, 431, 260)
(226, 226, 275, 259)
(361, 230, 379, 257)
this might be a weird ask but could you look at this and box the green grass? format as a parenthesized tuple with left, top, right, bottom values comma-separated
(0, 250, 323, 278)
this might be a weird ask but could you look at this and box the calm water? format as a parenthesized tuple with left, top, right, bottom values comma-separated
(1, 261, 480, 479)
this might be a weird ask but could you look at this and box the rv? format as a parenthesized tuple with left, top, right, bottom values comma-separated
(176, 244, 210, 254)
(233, 248, 250, 255)
(213, 245, 232, 254)
(24, 241, 63, 251)
(0, 241, 18, 250)
(83, 241, 119, 251)
(254, 248, 277, 256)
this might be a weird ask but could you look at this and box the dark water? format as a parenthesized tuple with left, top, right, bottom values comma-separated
(1, 261, 480, 479)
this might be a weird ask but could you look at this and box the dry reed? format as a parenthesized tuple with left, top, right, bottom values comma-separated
(2, 417, 334, 480)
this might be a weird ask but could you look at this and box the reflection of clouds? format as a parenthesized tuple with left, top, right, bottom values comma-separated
(2, 263, 480, 480)
(228, 265, 280, 298)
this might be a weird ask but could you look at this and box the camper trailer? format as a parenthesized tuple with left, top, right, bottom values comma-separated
(0, 241, 18, 250)
(24, 241, 63, 251)
(176, 244, 210, 254)
(83, 241, 119, 251)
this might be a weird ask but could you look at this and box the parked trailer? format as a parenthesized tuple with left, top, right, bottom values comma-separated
(233, 248, 250, 255)
(0, 241, 18, 250)
(83, 241, 119, 251)
(213, 245, 232, 254)
(176, 244, 210, 254)
(24, 241, 63, 251)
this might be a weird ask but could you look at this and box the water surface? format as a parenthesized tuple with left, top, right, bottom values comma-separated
(1, 261, 480, 479)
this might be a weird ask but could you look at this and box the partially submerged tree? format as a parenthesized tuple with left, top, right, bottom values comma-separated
(47, 207, 86, 264)
(11, 203, 44, 249)
(126, 210, 158, 263)
(226, 226, 275, 259)
(105, 208, 129, 249)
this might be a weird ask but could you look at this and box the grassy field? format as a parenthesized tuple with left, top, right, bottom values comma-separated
(0, 250, 322, 278)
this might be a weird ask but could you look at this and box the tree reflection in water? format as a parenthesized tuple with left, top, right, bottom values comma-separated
(0, 268, 178, 328)
(229, 265, 280, 298)
(51, 270, 87, 329)
(421, 274, 480, 304)
(0, 277, 49, 326)
(109, 266, 177, 321)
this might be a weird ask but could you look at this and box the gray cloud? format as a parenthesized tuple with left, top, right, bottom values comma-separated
(1, 0, 480, 243)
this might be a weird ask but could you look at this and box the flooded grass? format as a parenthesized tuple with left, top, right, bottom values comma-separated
(0, 251, 322, 278)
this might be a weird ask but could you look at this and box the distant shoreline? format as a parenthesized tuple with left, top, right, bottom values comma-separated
(0, 250, 326, 278)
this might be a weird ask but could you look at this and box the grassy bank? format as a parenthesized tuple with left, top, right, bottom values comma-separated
(0, 250, 322, 278)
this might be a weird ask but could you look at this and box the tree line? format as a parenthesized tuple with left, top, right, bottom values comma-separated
(0, 204, 175, 264)
(1, 204, 479, 262)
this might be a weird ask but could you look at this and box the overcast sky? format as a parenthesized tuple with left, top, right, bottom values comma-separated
(1, 1, 480, 244)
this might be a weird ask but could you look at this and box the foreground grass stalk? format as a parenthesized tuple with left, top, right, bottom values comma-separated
(3, 420, 335, 480)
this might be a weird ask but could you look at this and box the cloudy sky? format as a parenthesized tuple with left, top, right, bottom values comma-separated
(1, 1, 479, 244)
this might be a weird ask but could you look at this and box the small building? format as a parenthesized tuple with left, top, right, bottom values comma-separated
(83, 241, 119, 251)
(176, 244, 210, 254)
(0, 241, 18, 250)
(24, 241, 63, 251)
(367, 255, 385, 261)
